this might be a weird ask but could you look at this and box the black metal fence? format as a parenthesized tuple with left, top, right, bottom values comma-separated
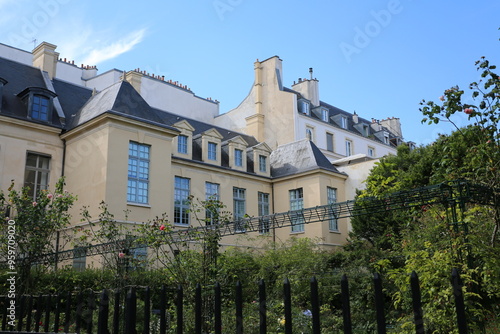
(0, 268, 469, 334)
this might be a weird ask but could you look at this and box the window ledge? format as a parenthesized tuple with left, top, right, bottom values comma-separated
(127, 202, 151, 208)
(329, 230, 341, 234)
(290, 231, 305, 235)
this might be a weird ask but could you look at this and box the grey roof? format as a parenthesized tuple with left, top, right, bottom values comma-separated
(67, 80, 177, 131)
(284, 85, 398, 145)
(270, 139, 343, 178)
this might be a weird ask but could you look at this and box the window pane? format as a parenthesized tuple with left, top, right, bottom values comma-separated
(24, 153, 51, 199)
(128, 141, 150, 204)
(174, 176, 190, 225)
(289, 188, 304, 232)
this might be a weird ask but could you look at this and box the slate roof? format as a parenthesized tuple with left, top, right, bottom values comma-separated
(270, 139, 344, 178)
(284, 86, 398, 145)
(0, 54, 341, 179)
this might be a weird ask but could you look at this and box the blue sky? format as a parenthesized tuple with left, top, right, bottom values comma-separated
(1, 0, 498, 145)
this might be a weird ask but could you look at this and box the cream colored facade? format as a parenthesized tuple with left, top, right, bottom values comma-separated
(0, 41, 410, 271)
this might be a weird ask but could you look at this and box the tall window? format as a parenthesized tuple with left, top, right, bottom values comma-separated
(327, 187, 338, 231)
(177, 135, 188, 154)
(368, 146, 375, 157)
(306, 128, 313, 141)
(72, 247, 87, 272)
(128, 142, 150, 204)
(290, 188, 304, 232)
(326, 133, 334, 152)
(259, 155, 267, 173)
(234, 149, 243, 167)
(341, 116, 348, 129)
(345, 140, 353, 156)
(205, 182, 220, 225)
(174, 176, 190, 225)
(258, 192, 270, 234)
(233, 187, 246, 232)
(24, 152, 50, 199)
(32, 95, 50, 121)
(208, 142, 217, 160)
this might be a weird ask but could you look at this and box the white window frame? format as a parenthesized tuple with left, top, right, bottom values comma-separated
(368, 146, 375, 157)
(321, 108, 329, 122)
(341, 116, 348, 129)
(345, 139, 353, 156)
(24, 152, 51, 200)
(208, 142, 217, 160)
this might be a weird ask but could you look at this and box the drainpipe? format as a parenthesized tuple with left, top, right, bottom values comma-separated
(271, 181, 276, 249)
(55, 137, 67, 271)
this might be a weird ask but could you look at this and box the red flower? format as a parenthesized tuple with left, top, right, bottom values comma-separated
(118, 252, 125, 258)
(464, 108, 473, 115)
(160, 224, 165, 231)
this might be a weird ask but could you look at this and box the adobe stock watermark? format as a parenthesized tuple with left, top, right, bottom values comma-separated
(8, 0, 72, 46)
(6, 219, 17, 327)
(339, 0, 403, 63)
(213, 0, 242, 21)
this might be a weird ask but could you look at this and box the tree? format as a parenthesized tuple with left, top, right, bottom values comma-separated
(0, 178, 76, 293)
(420, 56, 500, 245)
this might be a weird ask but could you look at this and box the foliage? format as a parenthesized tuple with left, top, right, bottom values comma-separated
(0, 177, 76, 293)
(420, 56, 500, 245)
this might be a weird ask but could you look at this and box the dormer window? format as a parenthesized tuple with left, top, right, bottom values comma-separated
(17, 87, 56, 122)
(234, 149, 243, 167)
(173, 120, 195, 159)
(32, 95, 50, 121)
(341, 116, 348, 129)
(177, 135, 188, 154)
(321, 108, 329, 122)
(225, 135, 248, 171)
(208, 142, 217, 160)
(259, 155, 267, 172)
(299, 99, 310, 115)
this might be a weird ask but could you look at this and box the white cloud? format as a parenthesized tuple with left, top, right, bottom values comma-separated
(80, 28, 147, 65)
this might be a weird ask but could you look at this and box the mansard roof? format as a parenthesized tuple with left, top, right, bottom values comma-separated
(270, 139, 344, 178)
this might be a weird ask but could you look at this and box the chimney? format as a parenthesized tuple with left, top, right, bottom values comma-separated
(352, 111, 358, 124)
(292, 68, 319, 106)
(380, 117, 402, 138)
(32, 42, 59, 79)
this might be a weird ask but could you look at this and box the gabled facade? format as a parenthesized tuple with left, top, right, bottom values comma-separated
(214, 56, 407, 163)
